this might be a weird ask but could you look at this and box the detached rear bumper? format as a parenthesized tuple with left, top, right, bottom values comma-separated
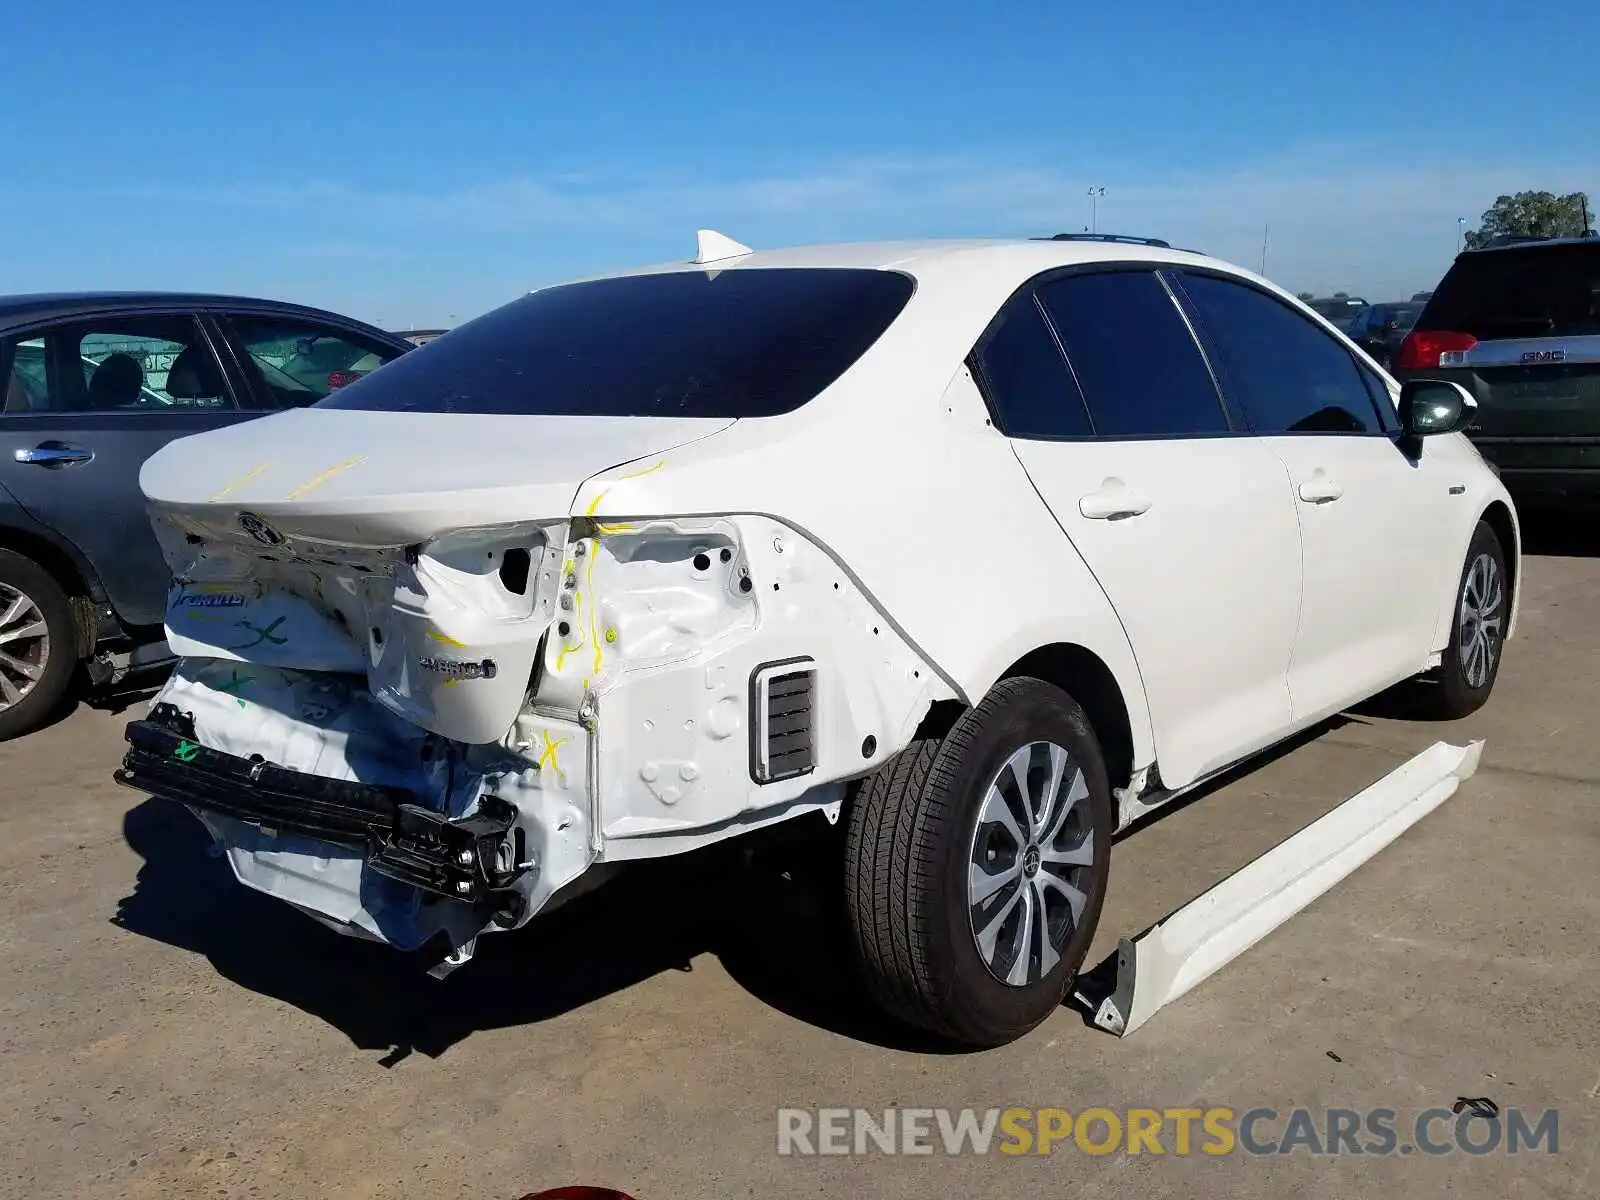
(115, 703, 529, 918)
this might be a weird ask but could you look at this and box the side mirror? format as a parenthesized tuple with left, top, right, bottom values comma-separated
(1399, 379, 1477, 437)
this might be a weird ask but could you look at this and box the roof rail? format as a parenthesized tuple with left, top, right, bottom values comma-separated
(1037, 232, 1173, 248)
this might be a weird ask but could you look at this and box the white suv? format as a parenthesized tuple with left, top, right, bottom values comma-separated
(117, 233, 1518, 1047)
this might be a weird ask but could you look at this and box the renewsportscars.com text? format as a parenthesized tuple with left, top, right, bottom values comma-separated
(776, 1106, 1558, 1158)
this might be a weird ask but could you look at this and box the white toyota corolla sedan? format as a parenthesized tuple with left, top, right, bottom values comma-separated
(118, 231, 1518, 1047)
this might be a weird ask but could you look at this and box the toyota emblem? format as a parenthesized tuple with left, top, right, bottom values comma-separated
(237, 512, 286, 547)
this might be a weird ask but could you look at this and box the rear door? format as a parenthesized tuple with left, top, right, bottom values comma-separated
(0, 312, 263, 627)
(1399, 241, 1600, 497)
(971, 266, 1303, 787)
(1174, 270, 1461, 723)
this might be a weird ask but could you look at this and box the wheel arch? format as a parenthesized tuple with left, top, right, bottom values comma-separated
(0, 522, 102, 656)
(908, 640, 1132, 800)
(1479, 499, 1520, 636)
(998, 642, 1139, 793)
(910, 640, 1144, 795)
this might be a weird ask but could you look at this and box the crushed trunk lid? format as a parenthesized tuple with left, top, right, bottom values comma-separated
(142, 407, 734, 744)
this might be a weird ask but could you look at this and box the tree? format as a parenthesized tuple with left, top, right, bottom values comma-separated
(1464, 190, 1592, 248)
(1296, 291, 1314, 302)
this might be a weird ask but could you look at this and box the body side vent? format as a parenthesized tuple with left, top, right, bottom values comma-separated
(749, 658, 817, 784)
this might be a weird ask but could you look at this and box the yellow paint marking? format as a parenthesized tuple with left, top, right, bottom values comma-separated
(583, 459, 663, 529)
(284, 455, 367, 500)
(587, 540, 604, 674)
(209, 462, 269, 501)
(426, 629, 467, 648)
(537, 730, 570, 772)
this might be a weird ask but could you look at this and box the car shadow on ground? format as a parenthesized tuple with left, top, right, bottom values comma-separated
(1111, 714, 1359, 843)
(108, 716, 1389, 1061)
(113, 797, 964, 1064)
(107, 677, 1478, 1060)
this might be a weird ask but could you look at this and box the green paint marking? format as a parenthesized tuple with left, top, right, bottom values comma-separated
(214, 668, 250, 708)
(229, 616, 288, 651)
(173, 740, 201, 763)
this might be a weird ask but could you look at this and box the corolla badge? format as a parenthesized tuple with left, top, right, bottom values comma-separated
(419, 656, 499, 681)
(237, 512, 286, 546)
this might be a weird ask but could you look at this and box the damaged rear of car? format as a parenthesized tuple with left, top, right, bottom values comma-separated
(116, 262, 942, 975)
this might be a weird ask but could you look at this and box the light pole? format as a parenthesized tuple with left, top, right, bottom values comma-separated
(1087, 186, 1106, 234)
(1457, 217, 1466, 253)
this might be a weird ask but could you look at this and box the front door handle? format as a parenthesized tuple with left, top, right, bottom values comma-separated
(13, 442, 94, 469)
(1079, 483, 1152, 520)
(1297, 472, 1344, 504)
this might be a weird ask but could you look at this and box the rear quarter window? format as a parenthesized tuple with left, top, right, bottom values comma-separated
(317, 268, 915, 417)
(1421, 242, 1600, 339)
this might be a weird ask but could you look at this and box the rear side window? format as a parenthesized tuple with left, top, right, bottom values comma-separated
(1036, 271, 1229, 437)
(318, 268, 915, 417)
(1179, 272, 1382, 435)
(224, 315, 403, 410)
(1421, 242, 1600, 339)
(970, 294, 1092, 439)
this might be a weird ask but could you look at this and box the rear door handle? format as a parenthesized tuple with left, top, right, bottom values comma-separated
(1079, 484, 1152, 520)
(13, 442, 94, 468)
(1297, 472, 1343, 504)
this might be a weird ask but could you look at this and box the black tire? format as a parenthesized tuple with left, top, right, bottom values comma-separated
(0, 549, 78, 741)
(1419, 521, 1508, 719)
(843, 677, 1113, 1047)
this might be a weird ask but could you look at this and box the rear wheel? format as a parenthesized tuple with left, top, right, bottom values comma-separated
(843, 677, 1113, 1047)
(1418, 521, 1508, 719)
(0, 550, 78, 741)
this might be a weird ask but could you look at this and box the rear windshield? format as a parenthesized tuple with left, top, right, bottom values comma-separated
(317, 267, 915, 417)
(1420, 242, 1600, 340)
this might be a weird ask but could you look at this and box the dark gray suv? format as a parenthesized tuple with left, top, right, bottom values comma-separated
(0, 293, 413, 739)
(1394, 235, 1600, 506)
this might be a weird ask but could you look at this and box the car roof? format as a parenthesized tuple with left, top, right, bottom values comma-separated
(540, 235, 1253, 298)
(1461, 234, 1600, 253)
(0, 291, 401, 338)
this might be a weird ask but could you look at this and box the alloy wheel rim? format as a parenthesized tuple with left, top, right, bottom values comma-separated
(1458, 551, 1504, 690)
(0, 583, 50, 713)
(967, 740, 1096, 987)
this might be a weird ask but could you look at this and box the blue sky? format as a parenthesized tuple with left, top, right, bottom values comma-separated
(2, 1, 1594, 328)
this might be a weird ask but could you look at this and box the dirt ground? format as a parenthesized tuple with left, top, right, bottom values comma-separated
(1, 517, 1597, 1200)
